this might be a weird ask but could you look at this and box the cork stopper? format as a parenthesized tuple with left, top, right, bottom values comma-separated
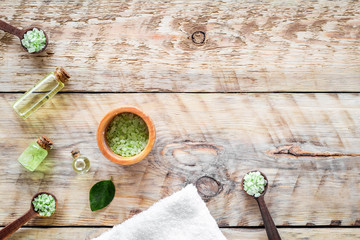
(37, 136, 53, 151)
(54, 67, 70, 83)
(71, 149, 81, 159)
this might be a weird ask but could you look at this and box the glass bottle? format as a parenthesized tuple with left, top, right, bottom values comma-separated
(18, 136, 53, 171)
(72, 150, 90, 174)
(12, 67, 70, 119)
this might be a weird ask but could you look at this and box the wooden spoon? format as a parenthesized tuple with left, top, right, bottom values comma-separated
(0, 20, 48, 53)
(0, 191, 57, 240)
(242, 170, 281, 240)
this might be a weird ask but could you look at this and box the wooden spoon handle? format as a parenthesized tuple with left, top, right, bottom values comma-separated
(256, 196, 282, 240)
(0, 20, 23, 38)
(0, 209, 37, 240)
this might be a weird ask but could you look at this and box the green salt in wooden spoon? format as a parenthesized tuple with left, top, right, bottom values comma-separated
(0, 192, 57, 240)
(0, 20, 48, 53)
(242, 170, 281, 240)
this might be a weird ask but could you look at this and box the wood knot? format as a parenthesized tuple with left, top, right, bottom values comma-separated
(161, 142, 223, 169)
(196, 176, 222, 197)
(330, 220, 342, 226)
(129, 209, 142, 216)
(191, 31, 206, 45)
(267, 145, 360, 158)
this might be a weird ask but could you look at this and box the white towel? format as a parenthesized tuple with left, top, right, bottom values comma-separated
(92, 184, 227, 240)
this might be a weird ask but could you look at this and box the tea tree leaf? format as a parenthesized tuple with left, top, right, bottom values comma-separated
(89, 178, 115, 211)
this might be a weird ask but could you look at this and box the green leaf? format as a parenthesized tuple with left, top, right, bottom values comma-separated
(89, 178, 115, 211)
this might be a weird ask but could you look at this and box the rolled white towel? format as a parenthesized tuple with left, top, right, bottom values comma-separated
(92, 184, 227, 240)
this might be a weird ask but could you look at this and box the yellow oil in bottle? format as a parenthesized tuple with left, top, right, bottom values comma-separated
(71, 150, 90, 174)
(12, 68, 70, 119)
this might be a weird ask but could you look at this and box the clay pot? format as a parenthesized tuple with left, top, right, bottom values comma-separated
(96, 106, 156, 165)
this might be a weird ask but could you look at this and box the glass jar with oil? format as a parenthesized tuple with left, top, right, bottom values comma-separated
(72, 150, 90, 174)
(12, 67, 70, 119)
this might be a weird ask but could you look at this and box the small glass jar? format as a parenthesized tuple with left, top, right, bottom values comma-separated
(72, 150, 90, 174)
(18, 136, 53, 171)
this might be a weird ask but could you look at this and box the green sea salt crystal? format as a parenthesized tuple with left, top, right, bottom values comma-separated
(21, 28, 46, 53)
(243, 171, 267, 198)
(32, 193, 56, 217)
(106, 113, 149, 157)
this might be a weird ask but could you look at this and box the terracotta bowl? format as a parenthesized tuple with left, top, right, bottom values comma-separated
(96, 107, 156, 165)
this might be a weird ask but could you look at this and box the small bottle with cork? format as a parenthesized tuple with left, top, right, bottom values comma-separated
(18, 136, 53, 171)
(72, 150, 90, 174)
(12, 67, 70, 119)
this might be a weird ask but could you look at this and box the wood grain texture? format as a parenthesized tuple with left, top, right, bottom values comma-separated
(1, 0, 360, 92)
(7, 227, 360, 240)
(0, 93, 359, 227)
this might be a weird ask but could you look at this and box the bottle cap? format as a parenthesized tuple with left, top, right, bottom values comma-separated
(37, 136, 53, 151)
(55, 67, 70, 83)
(71, 149, 81, 159)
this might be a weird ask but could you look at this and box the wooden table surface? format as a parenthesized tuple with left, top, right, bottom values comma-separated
(1, 0, 360, 239)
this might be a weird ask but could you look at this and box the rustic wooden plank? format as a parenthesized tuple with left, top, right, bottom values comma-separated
(7, 227, 360, 240)
(222, 228, 360, 240)
(1, 0, 360, 92)
(0, 93, 359, 227)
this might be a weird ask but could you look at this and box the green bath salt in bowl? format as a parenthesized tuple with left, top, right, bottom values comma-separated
(106, 112, 149, 157)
